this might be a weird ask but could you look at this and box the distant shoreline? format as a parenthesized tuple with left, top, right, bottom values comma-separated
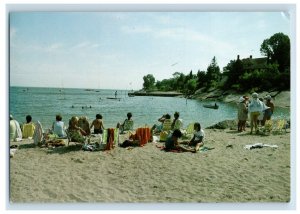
(128, 91, 183, 97)
(129, 89, 290, 109)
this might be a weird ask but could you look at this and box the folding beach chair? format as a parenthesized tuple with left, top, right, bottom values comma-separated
(162, 119, 172, 131)
(261, 120, 273, 135)
(101, 128, 119, 150)
(181, 123, 195, 140)
(65, 129, 87, 146)
(173, 119, 183, 130)
(272, 119, 286, 134)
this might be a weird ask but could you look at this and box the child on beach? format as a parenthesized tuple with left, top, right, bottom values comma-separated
(181, 122, 205, 152)
(90, 114, 105, 134)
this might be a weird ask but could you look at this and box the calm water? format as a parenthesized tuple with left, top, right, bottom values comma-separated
(9, 87, 290, 130)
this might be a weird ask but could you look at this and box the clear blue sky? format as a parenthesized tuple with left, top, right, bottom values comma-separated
(10, 12, 290, 90)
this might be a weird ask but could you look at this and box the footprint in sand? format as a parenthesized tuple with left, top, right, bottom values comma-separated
(73, 158, 84, 163)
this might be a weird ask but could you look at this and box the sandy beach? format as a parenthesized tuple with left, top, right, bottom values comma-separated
(9, 124, 291, 204)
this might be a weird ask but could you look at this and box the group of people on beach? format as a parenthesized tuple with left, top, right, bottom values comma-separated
(9, 110, 205, 153)
(237, 93, 275, 134)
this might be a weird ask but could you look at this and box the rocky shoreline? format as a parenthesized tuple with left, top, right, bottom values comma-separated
(191, 88, 290, 108)
(131, 89, 290, 109)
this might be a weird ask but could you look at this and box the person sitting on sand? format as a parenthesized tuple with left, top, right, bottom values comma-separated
(117, 112, 134, 133)
(151, 114, 167, 134)
(78, 116, 90, 136)
(22, 115, 35, 139)
(9, 114, 22, 141)
(179, 122, 205, 153)
(165, 129, 182, 151)
(152, 113, 172, 135)
(68, 116, 86, 143)
(185, 122, 205, 152)
(52, 114, 66, 137)
(171, 111, 183, 131)
(90, 114, 105, 134)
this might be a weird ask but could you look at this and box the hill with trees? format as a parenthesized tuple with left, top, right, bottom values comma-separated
(140, 32, 290, 97)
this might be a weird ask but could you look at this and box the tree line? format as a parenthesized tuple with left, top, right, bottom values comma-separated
(142, 32, 290, 95)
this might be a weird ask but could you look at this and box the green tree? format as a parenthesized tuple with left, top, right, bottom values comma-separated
(223, 58, 243, 90)
(143, 74, 155, 90)
(260, 32, 290, 72)
(196, 70, 206, 88)
(206, 56, 221, 87)
(185, 78, 197, 95)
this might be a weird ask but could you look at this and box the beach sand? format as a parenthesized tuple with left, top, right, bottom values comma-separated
(9, 127, 290, 203)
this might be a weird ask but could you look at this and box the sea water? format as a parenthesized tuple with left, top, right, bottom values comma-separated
(9, 87, 290, 130)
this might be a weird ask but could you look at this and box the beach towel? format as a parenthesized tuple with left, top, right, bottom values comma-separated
(105, 128, 114, 150)
(155, 145, 183, 153)
(10, 148, 17, 158)
(199, 146, 215, 152)
(45, 139, 65, 147)
(82, 143, 97, 151)
(244, 143, 278, 150)
(133, 127, 151, 146)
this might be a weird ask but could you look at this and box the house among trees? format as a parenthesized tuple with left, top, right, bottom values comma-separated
(239, 55, 269, 72)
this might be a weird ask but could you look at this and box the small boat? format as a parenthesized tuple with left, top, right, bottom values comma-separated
(106, 97, 121, 101)
(203, 103, 219, 109)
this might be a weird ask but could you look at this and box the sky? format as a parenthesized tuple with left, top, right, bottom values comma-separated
(9, 11, 290, 90)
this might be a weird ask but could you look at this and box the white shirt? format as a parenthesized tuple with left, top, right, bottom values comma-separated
(53, 121, 66, 137)
(248, 98, 264, 113)
(194, 129, 205, 141)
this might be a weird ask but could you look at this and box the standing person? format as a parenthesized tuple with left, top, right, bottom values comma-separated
(262, 95, 275, 125)
(90, 114, 105, 134)
(52, 114, 66, 137)
(248, 93, 264, 134)
(257, 98, 265, 126)
(9, 115, 22, 141)
(22, 115, 35, 138)
(237, 97, 248, 132)
(115, 91, 117, 98)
